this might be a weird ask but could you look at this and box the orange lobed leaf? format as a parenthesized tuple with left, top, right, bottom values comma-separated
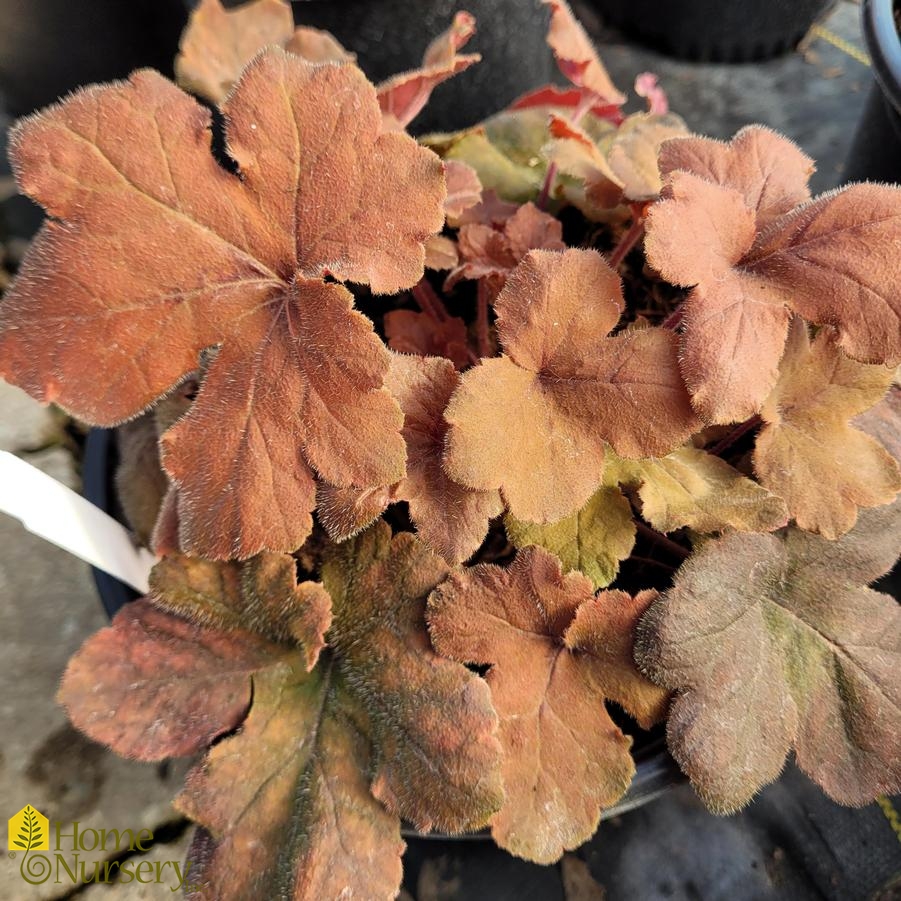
(175, 0, 352, 105)
(58, 599, 285, 761)
(444, 249, 700, 523)
(320, 355, 503, 564)
(635, 497, 901, 813)
(384, 308, 472, 369)
(645, 126, 901, 423)
(63, 526, 502, 900)
(754, 320, 900, 539)
(542, 0, 626, 105)
(446, 201, 565, 289)
(544, 114, 623, 212)
(0, 53, 447, 559)
(444, 159, 484, 224)
(428, 546, 667, 862)
(322, 524, 504, 830)
(377, 12, 481, 131)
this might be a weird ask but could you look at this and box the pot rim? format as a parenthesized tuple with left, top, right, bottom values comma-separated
(863, 0, 901, 114)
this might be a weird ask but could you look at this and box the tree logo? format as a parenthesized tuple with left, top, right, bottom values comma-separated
(8, 806, 48, 852)
(8, 805, 50, 884)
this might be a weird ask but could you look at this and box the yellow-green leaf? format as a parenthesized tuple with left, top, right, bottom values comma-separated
(608, 446, 788, 534)
(505, 486, 636, 588)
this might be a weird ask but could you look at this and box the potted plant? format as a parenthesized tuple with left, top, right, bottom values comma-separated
(845, 0, 901, 183)
(1, 0, 899, 897)
(590, 0, 835, 62)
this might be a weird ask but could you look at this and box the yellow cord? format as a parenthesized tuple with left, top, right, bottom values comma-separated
(809, 23, 872, 67)
(876, 795, 901, 845)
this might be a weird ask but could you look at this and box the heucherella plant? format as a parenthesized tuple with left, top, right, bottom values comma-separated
(1, 0, 899, 896)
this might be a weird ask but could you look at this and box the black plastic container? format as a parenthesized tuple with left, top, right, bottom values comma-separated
(186, 0, 558, 132)
(844, 0, 901, 184)
(593, 0, 833, 62)
(0, 0, 186, 117)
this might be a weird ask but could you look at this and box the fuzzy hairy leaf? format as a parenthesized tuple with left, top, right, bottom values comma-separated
(378, 12, 481, 130)
(176, 0, 293, 103)
(175, 0, 352, 104)
(606, 112, 689, 201)
(64, 525, 501, 900)
(58, 600, 286, 760)
(754, 321, 900, 539)
(505, 485, 636, 588)
(385, 354, 503, 563)
(545, 111, 687, 214)
(635, 499, 901, 813)
(447, 201, 565, 288)
(444, 249, 699, 523)
(320, 356, 503, 563)
(115, 413, 169, 545)
(424, 234, 460, 270)
(384, 309, 472, 369)
(181, 663, 405, 901)
(322, 523, 504, 830)
(645, 126, 901, 423)
(657, 125, 813, 228)
(607, 446, 789, 534)
(544, 114, 622, 214)
(542, 0, 625, 104)
(429, 546, 667, 863)
(444, 159, 484, 224)
(149, 552, 331, 670)
(1, 53, 446, 559)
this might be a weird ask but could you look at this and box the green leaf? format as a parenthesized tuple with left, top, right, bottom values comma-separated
(505, 486, 636, 588)
(607, 446, 788, 534)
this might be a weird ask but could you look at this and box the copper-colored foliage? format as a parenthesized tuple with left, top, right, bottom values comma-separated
(384, 309, 472, 369)
(428, 546, 667, 862)
(635, 497, 901, 813)
(447, 201, 565, 289)
(542, 0, 625, 104)
(62, 525, 502, 900)
(645, 126, 901, 423)
(321, 523, 504, 831)
(377, 12, 481, 130)
(58, 600, 285, 760)
(444, 159, 484, 224)
(320, 355, 502, 564)
(545, 111, 688, 213)
(175, 0, 352, 104)
(755, 320, 900, 539)
(0, 53, 446, 559)
(182, 671, 405, 901)
(444, 249, 699, 523)
(386, 354, 503, 563)
(115, 413, 169, 545)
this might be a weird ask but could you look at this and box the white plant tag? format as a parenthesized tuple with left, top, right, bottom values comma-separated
(0, 450, 155, 593)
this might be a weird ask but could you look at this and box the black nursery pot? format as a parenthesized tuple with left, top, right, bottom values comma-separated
(592, 0, 833, 62)
(0, 0, 186, 117)
(189, 0, 558, 132)
(83, 426, 684, 825)
(843, 0, 901, 184)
